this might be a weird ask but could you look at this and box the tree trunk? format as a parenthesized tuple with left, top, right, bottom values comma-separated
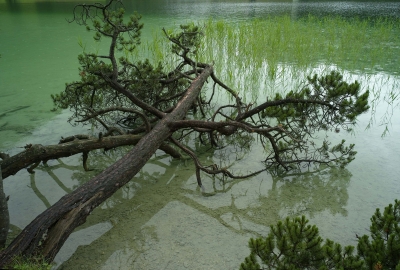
(0, 167, 10, 248)
(0, 65, 213, 267)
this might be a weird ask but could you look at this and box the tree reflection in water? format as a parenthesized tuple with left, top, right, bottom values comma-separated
(15, 143, 351, 269)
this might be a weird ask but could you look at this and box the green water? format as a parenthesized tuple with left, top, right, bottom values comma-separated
(1, 1, 400, 269)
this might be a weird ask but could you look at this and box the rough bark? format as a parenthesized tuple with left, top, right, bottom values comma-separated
(0, 134, 181, 180)
(0, 167, 9, 249)
(0, 65, 213, 267)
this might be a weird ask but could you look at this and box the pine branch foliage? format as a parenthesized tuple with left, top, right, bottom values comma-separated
(241, 200, 400, 270)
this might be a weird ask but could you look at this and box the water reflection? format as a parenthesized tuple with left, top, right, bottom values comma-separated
(29, 173, 51, 208)
(1, 1, 399, 269)
(269, 168, 350, 218)
(30, 149, 352, 269)
(4, 0, 399, 20)
(125, 0, 400, 20)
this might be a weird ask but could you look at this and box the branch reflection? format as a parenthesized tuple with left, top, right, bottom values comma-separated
(24, 147, 351, 269)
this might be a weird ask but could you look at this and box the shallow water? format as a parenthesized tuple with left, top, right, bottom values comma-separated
(1, 1, 400, 269)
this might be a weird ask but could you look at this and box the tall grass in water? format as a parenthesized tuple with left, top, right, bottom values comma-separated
(197, 16, 400, 102)
(137, 16, 399, 107)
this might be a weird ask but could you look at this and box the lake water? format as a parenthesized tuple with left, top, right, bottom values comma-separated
(1, 1, 400, 269)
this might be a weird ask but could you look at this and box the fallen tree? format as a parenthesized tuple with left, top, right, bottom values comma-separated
(0, 0, 369, 267)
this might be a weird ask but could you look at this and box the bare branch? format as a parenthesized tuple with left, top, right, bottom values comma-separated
(170, 137, 266, 187)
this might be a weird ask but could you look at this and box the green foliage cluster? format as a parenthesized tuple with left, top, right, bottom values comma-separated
(261, 71, 369, 171)
(168, 23, 203, 57)
(358, 201, 400, 269)
(86, 8, 143, 52)
(51, 3, 190, 129)
(307, 72, 369, 123)
(262, 71, 369, 129)
(241, 200, 400, 270)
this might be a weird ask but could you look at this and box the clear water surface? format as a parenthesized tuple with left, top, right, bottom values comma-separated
(0, 0, 400, 269)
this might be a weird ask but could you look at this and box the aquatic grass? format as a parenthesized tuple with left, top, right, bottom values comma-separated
(194, 16, 399, 102)
(201, 15, 400, 69)
(132, 15, 399, 108)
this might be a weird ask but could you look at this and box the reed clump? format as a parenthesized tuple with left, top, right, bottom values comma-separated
(202, 16, 399, 101)
(135, 15, 399, 104)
